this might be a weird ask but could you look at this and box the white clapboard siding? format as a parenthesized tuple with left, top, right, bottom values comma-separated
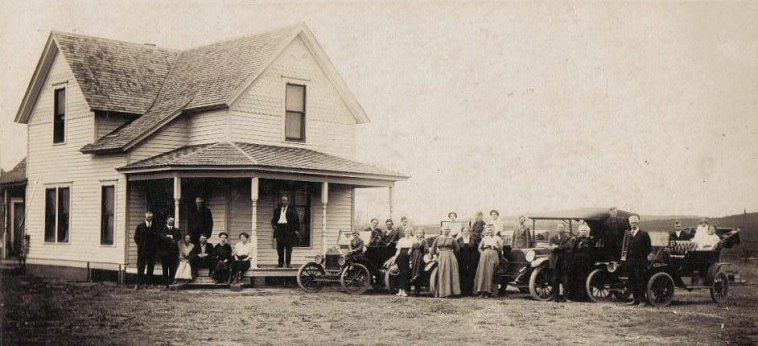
(95, 112, 133, 140)
(126, 181, 146, 265)
(26, 51, 128, 265)
(229, 36, 357, 159)
(127, 117, 189, 164)
(187, 110, 228, 145)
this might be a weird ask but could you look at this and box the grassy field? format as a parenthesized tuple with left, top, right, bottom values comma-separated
(2, 268, 758, 346)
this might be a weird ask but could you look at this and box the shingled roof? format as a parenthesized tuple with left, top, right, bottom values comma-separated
(0, 158, 27, 186)
(54, 32, 179, 115)
(119, 142, 407, 181)
(16, 24, 370, 154)
(81, 25, 301, 153)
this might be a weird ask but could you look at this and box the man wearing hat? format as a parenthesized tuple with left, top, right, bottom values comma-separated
(624, 215, 652, 306)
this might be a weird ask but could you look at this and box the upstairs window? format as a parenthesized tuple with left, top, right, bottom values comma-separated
(53, 88, 66, 143)
(285, 83, 306, 142)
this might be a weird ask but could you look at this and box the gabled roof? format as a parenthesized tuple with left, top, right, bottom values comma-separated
(14, 24, 371, 154)
(118, 142, 407, 181)
(0, 158, 27, 186)
(16, 32, 178, 122)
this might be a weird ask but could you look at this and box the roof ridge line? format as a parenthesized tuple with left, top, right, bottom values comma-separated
(230, 142, 258, 165)
(51, 30, 179, 52)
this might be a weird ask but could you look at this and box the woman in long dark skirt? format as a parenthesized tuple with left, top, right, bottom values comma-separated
(409, 227, 429, 296)
(456, 226, 480, 296)
(393, 228, 415, 297)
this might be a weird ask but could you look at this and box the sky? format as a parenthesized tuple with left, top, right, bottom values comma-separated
(1, 1, 757, 223)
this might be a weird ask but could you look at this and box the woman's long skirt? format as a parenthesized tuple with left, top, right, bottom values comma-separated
(395, 248, 411, 290)
(434, 249, 461, 298)
(474, 249, 500, 295)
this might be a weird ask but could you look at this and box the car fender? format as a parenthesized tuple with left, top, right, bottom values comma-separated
(531, 257, 550, 268)
(705, 262, 732, 285)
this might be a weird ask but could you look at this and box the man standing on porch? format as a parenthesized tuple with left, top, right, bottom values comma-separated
(188, 197, 213, 245)
(271, 196, 300, 268)
(134, 211, 159, 289)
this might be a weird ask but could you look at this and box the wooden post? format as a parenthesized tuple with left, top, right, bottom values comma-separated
(250, 177, 259, 268)
(388, 185, 394, 220)
(321, 182, 329, 254)
(2, 189, 7, 259)
(173, 177, 181, 225)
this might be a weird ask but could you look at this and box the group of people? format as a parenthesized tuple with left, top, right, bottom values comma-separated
(133, 197, 255, 289)
(357, 210, 546, 298)
(670, 218, 722, 250)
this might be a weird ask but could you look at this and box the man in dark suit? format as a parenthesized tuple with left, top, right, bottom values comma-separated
(158, 217, 181, 288)
(669, 220, 692, 241)
(366, 218, 383, 246)
(625, 215, 652, 306)
(188, 197, 213, 245)
(383, 219, 400, 247)
(134, 211, 159, 289)
(271, 196, 300, 268)
(549, 223, 575, 301)
(602, 207, 629, 261)
(191, 234, 214, 277)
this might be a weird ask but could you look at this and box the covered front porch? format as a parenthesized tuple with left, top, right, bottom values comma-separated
(119, 142, 407, 277)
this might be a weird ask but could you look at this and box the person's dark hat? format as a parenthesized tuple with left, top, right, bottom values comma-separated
(448, 212, 457, 218)
(219, 232, 229, 238)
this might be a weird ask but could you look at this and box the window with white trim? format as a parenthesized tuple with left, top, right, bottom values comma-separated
(285, 83, 306, 141)
(53, 88, 66, 143)
(100, 185, 115, 245)
(45, 186, 70, 243)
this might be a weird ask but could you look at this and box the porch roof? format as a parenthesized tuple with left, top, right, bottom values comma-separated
(0, 158, 27, 187)
(117, 142, 408, 182)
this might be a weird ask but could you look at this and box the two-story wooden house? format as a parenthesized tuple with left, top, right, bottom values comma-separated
(12, 23, 407, 280)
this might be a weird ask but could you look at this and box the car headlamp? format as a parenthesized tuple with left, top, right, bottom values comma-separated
(607, 262, 619, 273)
(314, 255, 323, 264)
(525, 250, 536, 262)
(338, 255, 346, 266)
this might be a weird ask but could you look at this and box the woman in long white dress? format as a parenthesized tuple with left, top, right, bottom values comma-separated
(695, 225, 721, 250)
(174, 234, 195, 282)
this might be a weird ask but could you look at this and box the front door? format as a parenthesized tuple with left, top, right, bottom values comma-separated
(11, 200, 24, 255)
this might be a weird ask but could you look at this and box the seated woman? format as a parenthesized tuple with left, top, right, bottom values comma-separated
(212, 232, 233, 284)
(231, 233, 254, 284)
(694, 225, 721, 250)
(174, 234, 195, 283)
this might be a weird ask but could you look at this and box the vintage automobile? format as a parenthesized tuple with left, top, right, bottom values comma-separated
(296, 237, 397, 294)
(498, 208, 638, 301)
(585, 227, 740, 307)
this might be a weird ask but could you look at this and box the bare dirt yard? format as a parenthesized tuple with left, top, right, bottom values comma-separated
(2, 272, 758, 345)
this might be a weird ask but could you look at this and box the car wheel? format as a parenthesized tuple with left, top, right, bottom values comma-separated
(529, 266, 555, 301)
(586, 269, 612, 303)
(710, 272, 729, 304)
(341, 263, 371, 295)
(296, 262, 325, 293)
(646, 272, 675, 307)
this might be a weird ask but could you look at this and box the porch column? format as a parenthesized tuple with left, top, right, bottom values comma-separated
(321, 182, 329, 254)
(173, 177, 181, 225)
(2, 189, 7, 259)
(250, 177, 259, 267)
(388, 184, 394, 220)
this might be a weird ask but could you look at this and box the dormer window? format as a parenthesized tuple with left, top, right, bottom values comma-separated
(285, 83, 306, 142)
(53, 88, 66, 143)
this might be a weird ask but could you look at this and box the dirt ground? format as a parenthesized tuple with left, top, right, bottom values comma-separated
(2, 272, 758, 346)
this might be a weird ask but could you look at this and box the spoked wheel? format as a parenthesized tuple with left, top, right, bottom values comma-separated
(646, 272, 675, 307)
(529, 266, 555, 301)
(586, 269, 613, 303)
(341, 263, 371, 295)
(296, 262, 325, 293)
(710, 272, 729, 304)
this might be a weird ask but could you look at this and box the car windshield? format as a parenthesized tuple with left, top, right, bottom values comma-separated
(649, 231, 670, 247)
